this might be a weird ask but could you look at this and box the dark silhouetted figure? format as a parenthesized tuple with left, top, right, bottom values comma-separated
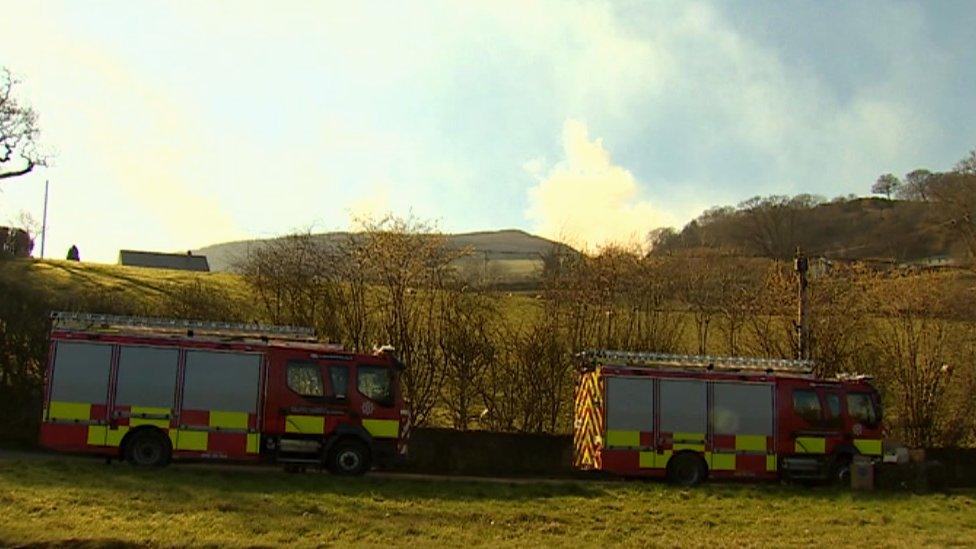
(66, 245, 80, 261)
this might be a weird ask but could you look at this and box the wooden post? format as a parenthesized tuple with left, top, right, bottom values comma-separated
(795, 248, 810, 360)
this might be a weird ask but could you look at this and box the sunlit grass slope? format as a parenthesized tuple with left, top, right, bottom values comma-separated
(0, 258, 254, 312)
(0, 458, 973, 547)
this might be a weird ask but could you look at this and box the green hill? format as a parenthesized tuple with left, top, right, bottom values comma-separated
(655, 197, 958, 263)
(194, 229, 577, 288)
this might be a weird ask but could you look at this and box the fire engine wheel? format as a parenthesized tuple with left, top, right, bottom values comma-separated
(124, 430, 171, 467)
(830, 454, 853, 486)
(328, 439, 371, 476)
(666, 453, 707, 487)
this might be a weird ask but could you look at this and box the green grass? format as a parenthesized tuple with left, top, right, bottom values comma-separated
(0, 458, 973, 547)
(0, 258, 253, 309)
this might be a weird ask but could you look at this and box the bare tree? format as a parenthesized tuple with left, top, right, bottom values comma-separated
(236, 231, 342, 338)
(872, 173, 902, 199)
(745, 259, 872, 376)
(867, 274, 965, 447)
(438, 288, 496, 430)
(895, 169, 933, 201)
(357, 214, 464, 426)
(714, 256, 762, 356)
(673, 252, 722, 354)
(954, 148, 976, 175)
(735, 195, 810, 260)
(0, 68, 47, 181)
(478, 313, 572, 433)
(927, 171, 976, 268)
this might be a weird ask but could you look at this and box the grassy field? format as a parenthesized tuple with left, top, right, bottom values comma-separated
(0, 458, 974, 547)
(0, 258, 254, 309)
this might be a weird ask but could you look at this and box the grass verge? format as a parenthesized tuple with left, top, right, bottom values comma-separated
(0, 458, 974, 547)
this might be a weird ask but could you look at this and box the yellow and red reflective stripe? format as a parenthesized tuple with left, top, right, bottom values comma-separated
(639, 450, 672, 469)
(362, 419, 399, 438)
(735, 434, 767, 452)
(285, 415, 325, 434)
(672, 432, 705, 452)
(48, 401, 91, 421)
(854, 439, 882, 456)
(246, 433, 260, 454)
(794, 437, 826, 454)
(605, 430, 640, 448)
(175, 430, 208, 451)
(708, 452, 736, 471)
(209, 411, 248, 430)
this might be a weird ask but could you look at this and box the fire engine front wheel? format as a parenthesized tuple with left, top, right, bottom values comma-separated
(328, 439, 371, 476)
(666, 453, 707, 486)
(124, 430, 172, 467)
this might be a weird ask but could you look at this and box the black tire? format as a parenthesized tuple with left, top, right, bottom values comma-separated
(328, 439, 371, 476)
(124, 430, 171, 467)
(666, 452, 707, 486)
(830, 454, 853, 486)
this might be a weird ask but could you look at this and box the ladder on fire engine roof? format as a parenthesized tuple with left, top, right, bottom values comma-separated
(50, 311, 317, 341)
(580, 349, 815, 375)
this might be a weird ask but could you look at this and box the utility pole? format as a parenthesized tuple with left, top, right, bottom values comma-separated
(795, 248, 810, 360)
(40, 180, 49, 259)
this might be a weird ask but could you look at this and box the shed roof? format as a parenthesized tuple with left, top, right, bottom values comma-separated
(118, 249, 210, 271)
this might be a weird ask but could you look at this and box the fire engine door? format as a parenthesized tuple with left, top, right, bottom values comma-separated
(280, 358, 351, 436)
(659, 379, 708, 455)
(604, 377, 654, 450)
(46, 341, 113, 446)
(789, 388, 835, 456)
(820, 390, 846, 453)
(176, 350, 262, 455)
(109, 345, 180, 447)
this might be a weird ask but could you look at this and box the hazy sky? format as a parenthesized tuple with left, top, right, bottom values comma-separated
(1, 1, 974, 261)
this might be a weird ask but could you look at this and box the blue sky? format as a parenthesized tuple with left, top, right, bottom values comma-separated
(1, 1, 974, 261)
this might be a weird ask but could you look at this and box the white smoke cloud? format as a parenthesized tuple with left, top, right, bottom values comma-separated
(525, 120, 675, 252)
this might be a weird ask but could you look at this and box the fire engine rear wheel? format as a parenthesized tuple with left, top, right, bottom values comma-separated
(124, 430, 171, 467)
(666, 453, 707, 487)
(328, 439, 371, 476)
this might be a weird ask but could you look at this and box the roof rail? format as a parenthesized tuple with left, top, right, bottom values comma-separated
(580, 349, 814, 374)
(50, 311, 316, 340)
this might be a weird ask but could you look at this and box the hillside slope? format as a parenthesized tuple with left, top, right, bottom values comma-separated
(657, 197, 957, 262)
(193, 229, 576, 287)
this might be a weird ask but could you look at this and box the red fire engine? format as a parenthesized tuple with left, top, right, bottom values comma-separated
(39, 312, 408, 475)
(574, 350, 884, 485)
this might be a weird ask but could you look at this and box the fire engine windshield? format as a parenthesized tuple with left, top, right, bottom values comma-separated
(847, 393, 879, 426)
(357, 365, 393, 406)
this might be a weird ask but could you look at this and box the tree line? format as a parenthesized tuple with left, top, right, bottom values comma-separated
(653, 149, 976, 266)
(232, 217, 976, 447)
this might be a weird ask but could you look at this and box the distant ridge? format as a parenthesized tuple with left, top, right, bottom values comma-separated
(193, 229, 577, 273)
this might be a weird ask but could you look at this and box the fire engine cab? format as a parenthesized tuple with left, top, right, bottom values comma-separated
(574, 350, 883, 485)
(39, 312, 408, 475)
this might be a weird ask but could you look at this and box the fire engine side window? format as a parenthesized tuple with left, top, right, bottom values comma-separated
(50, 341, 113, 404)
(287, 362, 324, 398)
(115, 346, 179, 409)
(792, 390, 822, 423)
(182, 351, 261, 413)
(712, 382, 773, 436)
(847, 393, 878, 425)
(605, 377, 654, 432)
(823, 393, 842, 427)
(357, 366, 392, 405)
(330, 365, 349, 399)
(659, 379, 707, 434)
